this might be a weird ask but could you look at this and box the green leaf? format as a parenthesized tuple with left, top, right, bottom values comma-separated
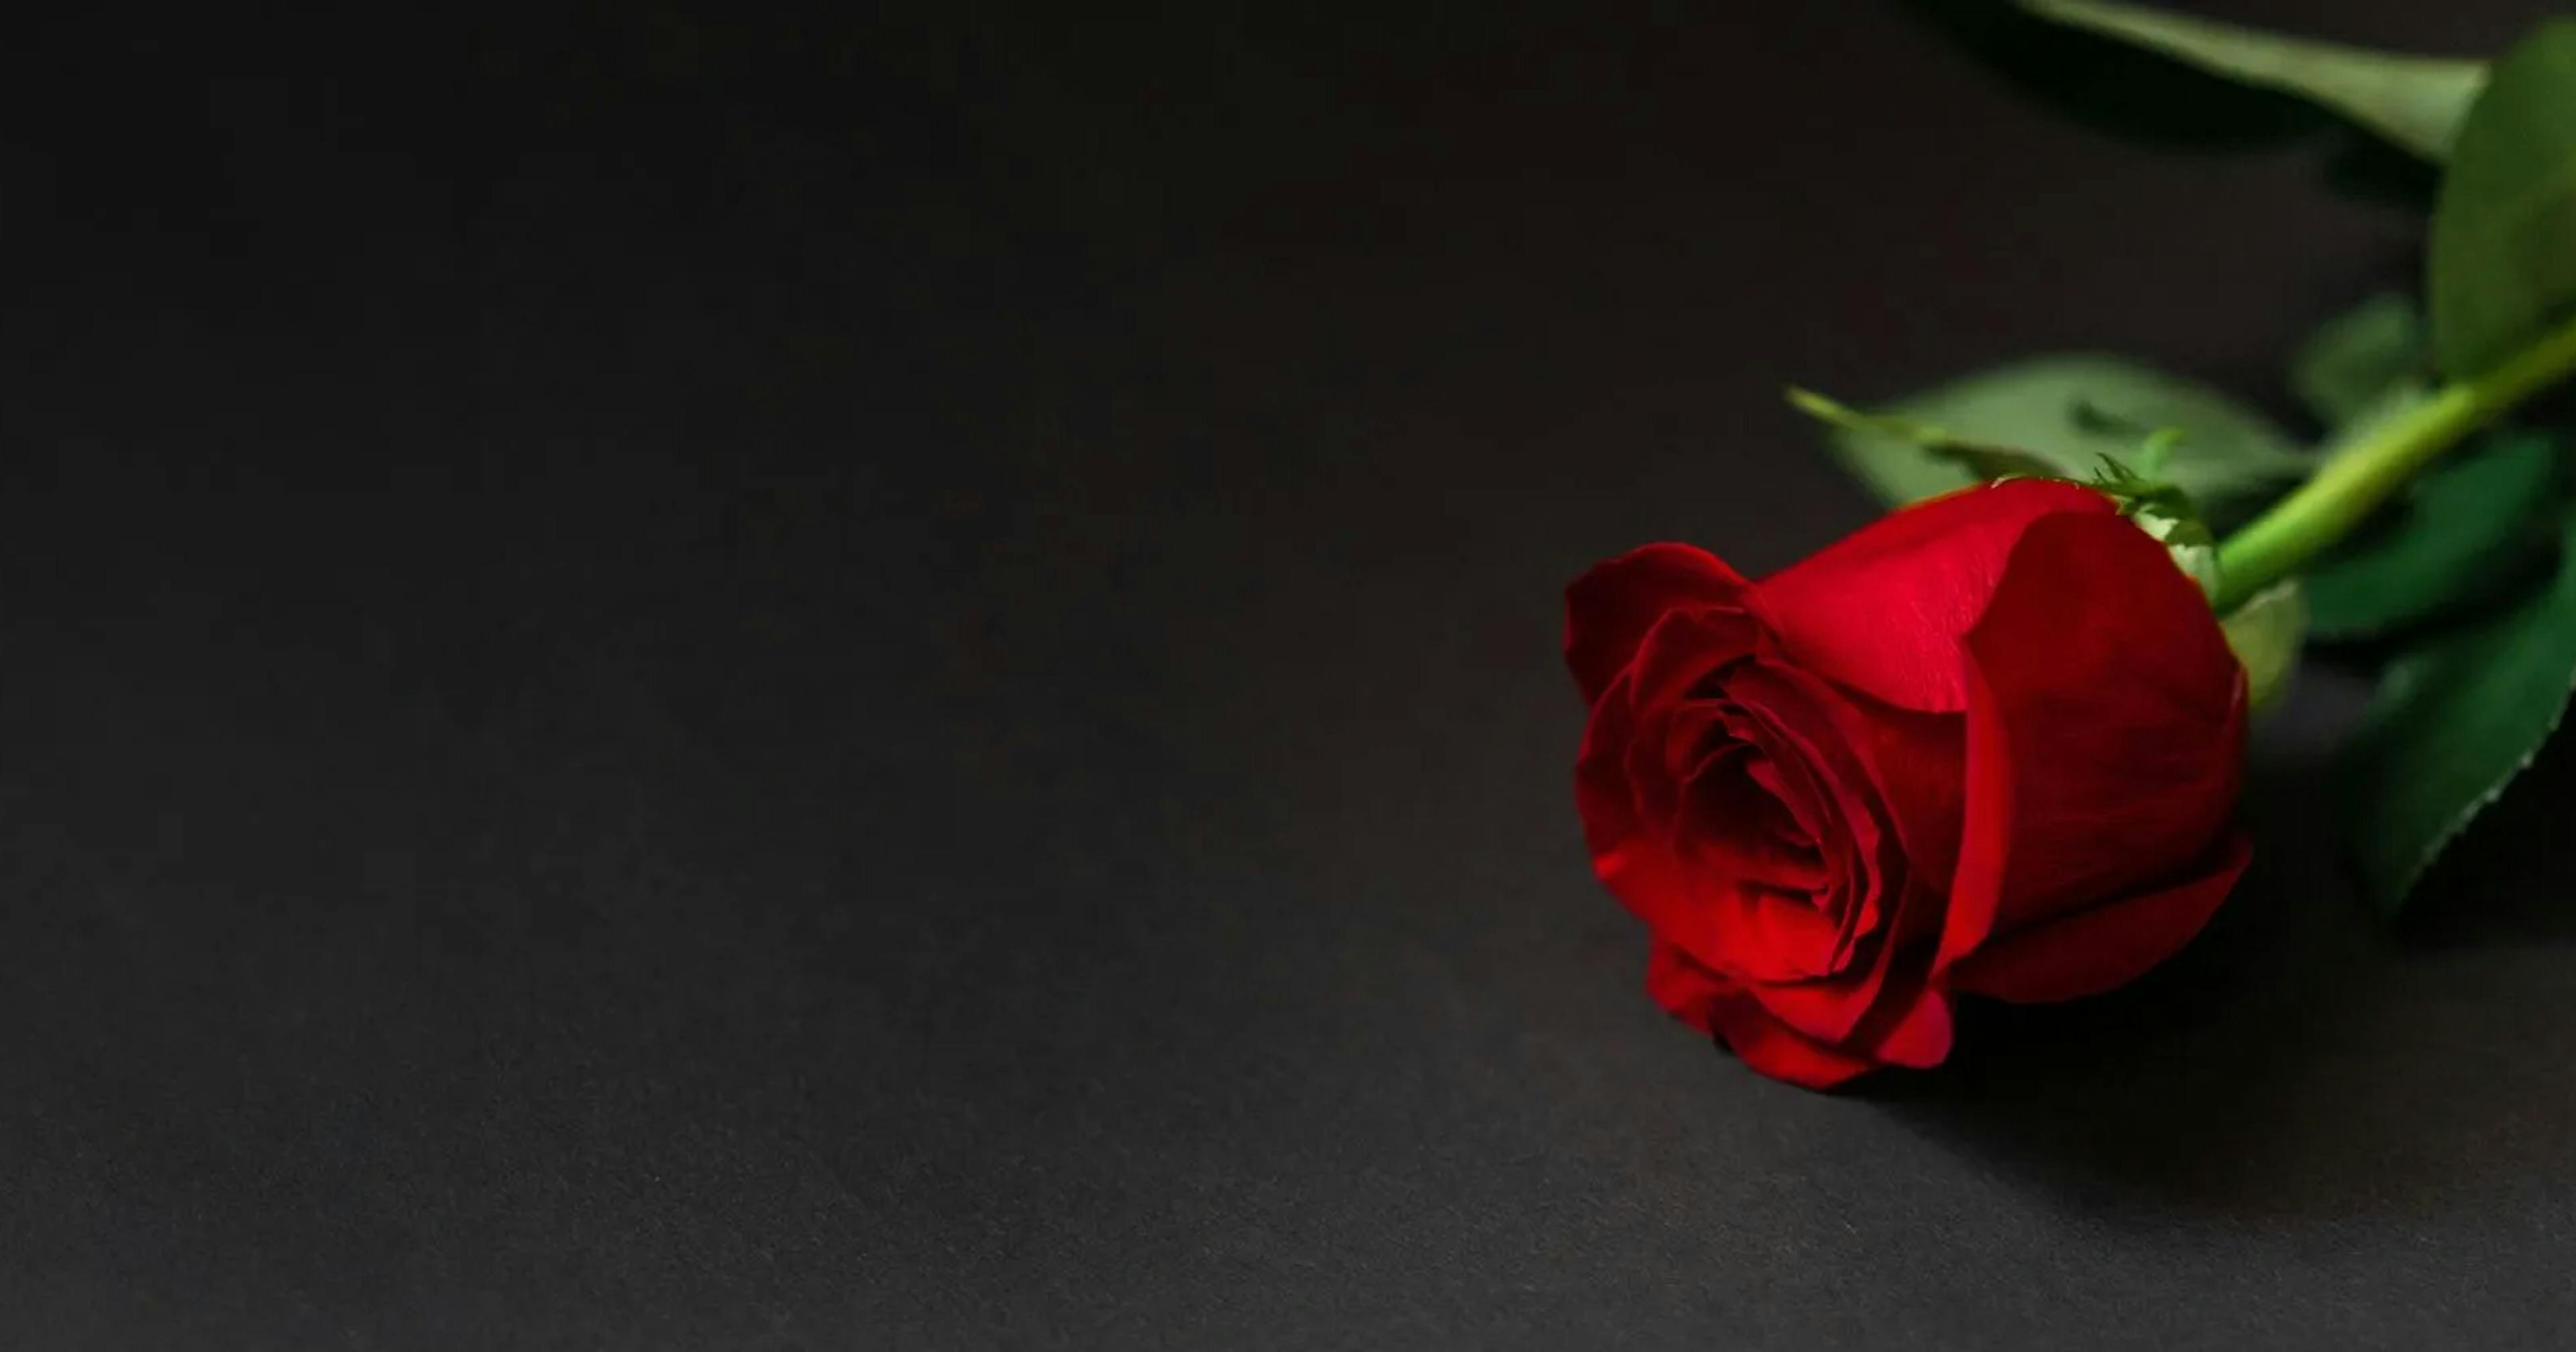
(1809, 356, 2308, 519)
(2019, 0, 2486, 161)
(2219, 580, 2304, 711)
(1784, 388, 2063, 484)
(2306, 430, 2562, 640)
(2288, 292, 2429, 430)
(1905, 0, 2324, 154)
(2429, 21, 2576, 380)
(2344, 512, 2576, 916)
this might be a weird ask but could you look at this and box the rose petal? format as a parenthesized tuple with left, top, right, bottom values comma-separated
(1705, 987, 1880, 1090)
(1799, 677, 1965, 905)
(1719, 665, 1893, 934)
(1949, 832, 2252, 1003)
(1744, 874, 1939, 1046)
(1566, 543, 1751, 705)
(1576, 608, 1758, 887)
(1623, 707, 1688, 841)
(1753, 480, 2115, 712)
(1576, 667, 1694, 936)
(1733, 889, 1845, 980)
(1939, 657, 2012, 970)
(1645, 938, 1732, 1027)
(1662, 703, 1730, 787)
(1680, 746, 1826, 895)
(1626, 607, 1761, 714)
(1649, 903, 1943, 1088)
(1953, 511, 2247, 940)
(1858, 985, 1953, 1070)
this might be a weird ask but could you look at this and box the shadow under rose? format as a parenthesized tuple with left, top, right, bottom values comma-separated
(1856, 669, 2576, 1223)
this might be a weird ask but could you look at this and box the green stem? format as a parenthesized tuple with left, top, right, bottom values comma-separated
(2213, 309, 2576, 612)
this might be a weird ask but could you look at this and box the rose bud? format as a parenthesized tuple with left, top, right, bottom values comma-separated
(1564, 480, 2249, 1089)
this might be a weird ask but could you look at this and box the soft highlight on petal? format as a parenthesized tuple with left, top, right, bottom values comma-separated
(1753, 480, 2115, 712)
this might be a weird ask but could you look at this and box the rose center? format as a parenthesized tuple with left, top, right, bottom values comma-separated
(1684, 734, 1833, 902)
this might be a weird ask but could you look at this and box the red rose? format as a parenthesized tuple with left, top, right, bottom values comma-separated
(1564, 480, 2249, 1088)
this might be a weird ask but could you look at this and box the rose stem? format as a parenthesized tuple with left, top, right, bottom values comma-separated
(2212, 308, 2576, 613)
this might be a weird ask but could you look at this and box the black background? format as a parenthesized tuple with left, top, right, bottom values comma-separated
(7, 1, 2574, 1346)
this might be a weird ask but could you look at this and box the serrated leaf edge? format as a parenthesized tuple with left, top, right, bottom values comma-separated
(2383, 648, 2576, 913)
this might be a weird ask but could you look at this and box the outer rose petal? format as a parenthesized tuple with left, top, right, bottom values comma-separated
(1951, 511, 2246, 944)
(1645, 938, 1730, 1026)
(1576, 667, 1695, 940)
(1753, 481, 2116, 712)
(1860, 984, 1953, 1070)
(1574, 610, 1764, 959)
(1706, 989, 1879, 1090)
(1950, 832, 2251, 1003)
(1939, 657, 2015, 970)
(1565, 543, 1750, 704)
(1651, 940, 1951, 1087)
(1648, 942, 1874, 1088)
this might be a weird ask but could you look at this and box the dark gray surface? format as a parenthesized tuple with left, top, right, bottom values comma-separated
(7, 2, 2574, 1347)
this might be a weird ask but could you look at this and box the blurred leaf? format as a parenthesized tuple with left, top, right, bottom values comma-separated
(2219, 579, 2304, 710)
(1902, 0, 2330, 152)
(1808, 356, 2307, 519)
(2306, 430, 2561, 641)
(2429, 21, 2576, 379)
(2345, 512, 2576, 916)
(2019, 0, 2485, 161)
(2288, 292, 2429, 429)
(1785, 388, 2063, 483)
